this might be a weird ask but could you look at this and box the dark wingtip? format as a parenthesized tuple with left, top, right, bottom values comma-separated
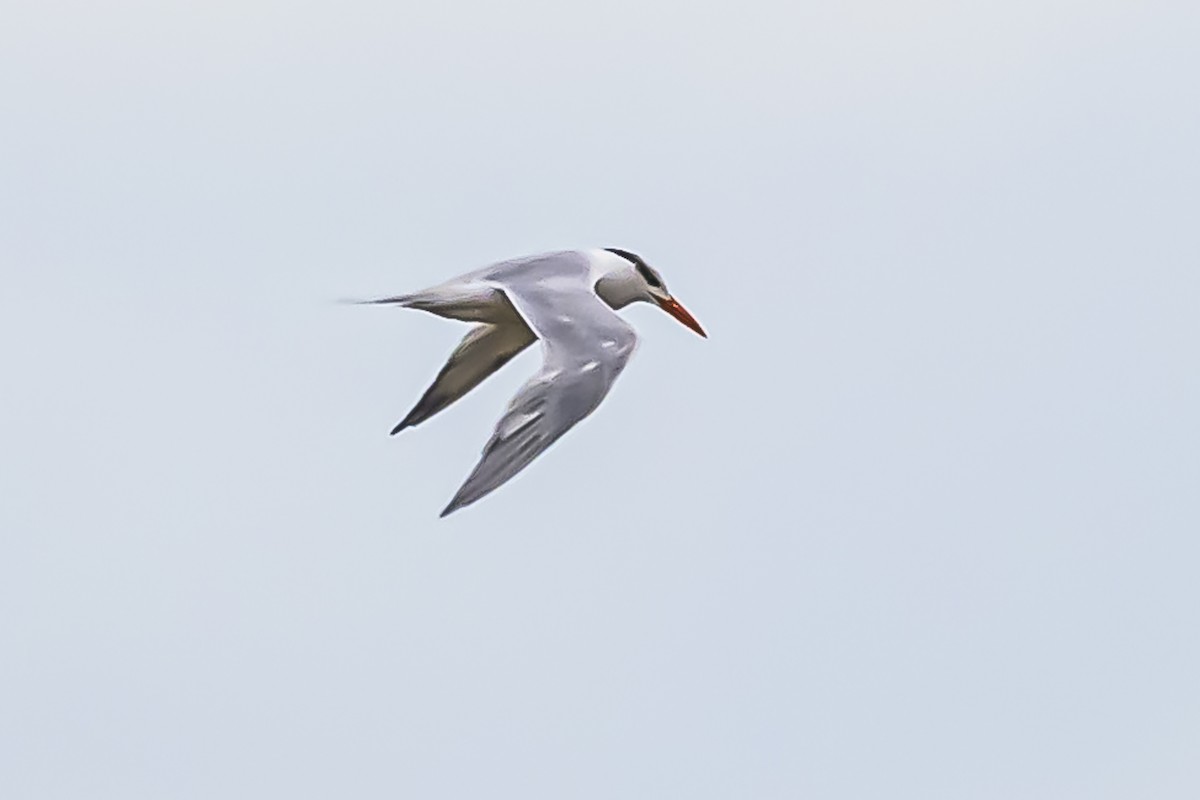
(440, 488, 475, 518)
(390, 405, 426, 435)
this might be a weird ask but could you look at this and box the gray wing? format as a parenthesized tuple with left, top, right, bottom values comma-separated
(440, 272, 638, 517)
(391, 323, 536, 434)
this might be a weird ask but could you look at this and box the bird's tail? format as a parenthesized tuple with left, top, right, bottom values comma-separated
(338, 294, 417, 306)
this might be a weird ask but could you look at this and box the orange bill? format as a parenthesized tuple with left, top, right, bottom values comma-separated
(656, 296, 707, 338)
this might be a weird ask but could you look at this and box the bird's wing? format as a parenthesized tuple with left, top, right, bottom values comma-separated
(441, 270, 639, 516)
(391, 323, 536, 434)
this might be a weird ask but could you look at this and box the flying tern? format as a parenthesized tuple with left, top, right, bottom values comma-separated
(364, 248, 706, 517)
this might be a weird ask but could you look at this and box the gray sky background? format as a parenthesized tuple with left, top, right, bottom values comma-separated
(2, 1, 1199, 797)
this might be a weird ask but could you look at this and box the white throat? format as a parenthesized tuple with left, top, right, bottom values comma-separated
(589, 249, 645, 310)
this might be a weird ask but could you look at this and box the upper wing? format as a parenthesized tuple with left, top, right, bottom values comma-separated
(391, 323, 536, 434)
(440, 271, 638, 517)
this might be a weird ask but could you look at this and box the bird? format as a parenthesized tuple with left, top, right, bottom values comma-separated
(363, 248, 706, 517)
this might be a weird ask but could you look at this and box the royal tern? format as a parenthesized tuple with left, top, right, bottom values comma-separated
(365, 248, 706, 517)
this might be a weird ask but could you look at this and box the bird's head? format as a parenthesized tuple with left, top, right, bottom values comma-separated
(597, 248, 707, 337)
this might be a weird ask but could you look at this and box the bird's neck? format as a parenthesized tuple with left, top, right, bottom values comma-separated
(590, 251, 644, 309)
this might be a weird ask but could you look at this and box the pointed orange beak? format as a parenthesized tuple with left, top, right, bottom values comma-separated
(656, 295, 707, 338)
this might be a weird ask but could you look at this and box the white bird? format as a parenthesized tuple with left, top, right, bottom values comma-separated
(364, 248, 706, 517)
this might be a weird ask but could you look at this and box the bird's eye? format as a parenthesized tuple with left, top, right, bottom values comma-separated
(637, 263, 662, 288)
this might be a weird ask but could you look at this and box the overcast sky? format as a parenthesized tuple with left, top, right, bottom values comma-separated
(2, 1, 1199, 797)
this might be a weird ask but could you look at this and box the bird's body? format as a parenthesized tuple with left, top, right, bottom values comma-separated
(365, 248, 705, 517)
